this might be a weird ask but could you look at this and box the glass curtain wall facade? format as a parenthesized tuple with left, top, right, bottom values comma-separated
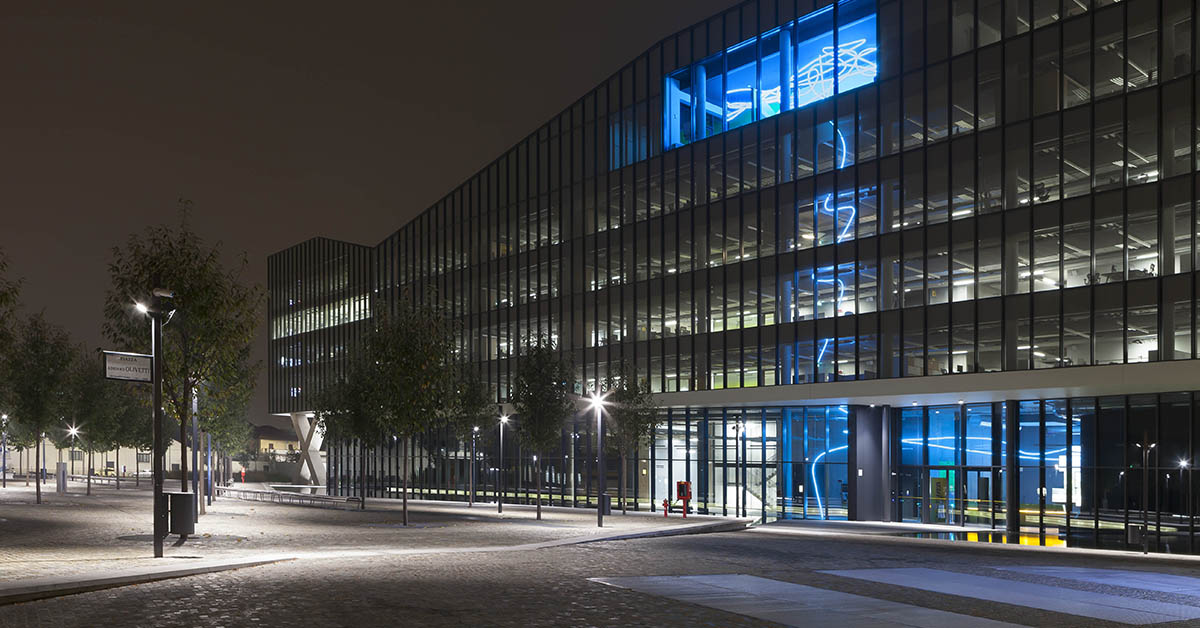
(268, 238, 373, 414)
(358, 0, 1200, 397)
(325, 392, 1200, 552)
(270, 0, 1200, 554)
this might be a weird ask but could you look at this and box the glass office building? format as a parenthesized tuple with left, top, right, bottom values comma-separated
(270, 0, 1200, 552)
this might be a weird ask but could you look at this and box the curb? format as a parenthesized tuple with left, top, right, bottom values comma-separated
(569, 518, 754, 544)
(749, 523, 1200, 567)
(0, 556, 294, 606)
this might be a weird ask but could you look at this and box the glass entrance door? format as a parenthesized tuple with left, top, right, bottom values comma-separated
(964, 467, 995, 526)
(928, 468, 958, 524)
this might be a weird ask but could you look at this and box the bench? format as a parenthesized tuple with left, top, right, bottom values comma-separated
(214, 485, 362, 510)
(67, 474, 120, 485)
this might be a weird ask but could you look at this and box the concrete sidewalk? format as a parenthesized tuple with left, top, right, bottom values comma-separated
(756, 518, 1200, 568)
(0, 556, 292, 606)
(0, 483, 751, 605)
(0, 516, 750, 606)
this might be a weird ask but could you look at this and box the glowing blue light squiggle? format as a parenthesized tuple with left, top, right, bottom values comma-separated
(795, 38, 879, 107)
(723, 38, 879, 123)
(901, 436, 1068, 462)
(813, 275, 845, 369)
(811, 444, 849, 519)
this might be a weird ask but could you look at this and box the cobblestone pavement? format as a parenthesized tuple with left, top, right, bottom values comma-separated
(0, 481, 731, 581)
(7, 483, 1200, 626)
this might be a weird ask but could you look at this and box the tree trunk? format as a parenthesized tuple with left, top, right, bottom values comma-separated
(536, 457, 542, 521)
(87, 451, 92, 496)
(180, 390, 190, 492)
(115, 449, 120, 490)
(35, 439, 41, 504)
(359, 440, 367, 511)
(620, 453, 627, 515)
(402, 438, 409, 526)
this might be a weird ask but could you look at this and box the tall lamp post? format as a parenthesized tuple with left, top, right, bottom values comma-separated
(137, 288, 174, 559)
(1135, 440, 1156, 554)
(590, 392, 608, 528)
(1, 413, 8, 489)
(498, 415, 508, 514)
(67, 425, 79, 476)
(1182, 459, 1192, 551)
(734, 420, 745, 518)
(470, 426, 479, 507)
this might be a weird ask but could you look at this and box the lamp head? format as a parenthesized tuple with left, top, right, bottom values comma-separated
(499, 415, 509, 425)
(135, 302, 149, 314)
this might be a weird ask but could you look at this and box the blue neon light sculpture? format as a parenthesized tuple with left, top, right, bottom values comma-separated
(663, 0, 877, 153)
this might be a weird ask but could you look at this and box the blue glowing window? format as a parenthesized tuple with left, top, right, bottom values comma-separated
(663, 0, 877, 152)
(725, 40, 757, 130)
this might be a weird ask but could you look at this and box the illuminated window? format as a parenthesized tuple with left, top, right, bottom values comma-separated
(663, 0, 877, 151)
(270, 294, 371, 340)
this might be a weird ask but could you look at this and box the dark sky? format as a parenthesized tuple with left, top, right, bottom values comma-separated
(0, 1, 734, 429)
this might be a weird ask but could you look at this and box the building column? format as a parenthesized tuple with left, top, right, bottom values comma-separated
(1162, 295, 1176, 360)
(1162, 205, 1176, 274)
(848, 404, 887, 521)
(290, 412, 326, 486)
(1004, 400, 1021, 541)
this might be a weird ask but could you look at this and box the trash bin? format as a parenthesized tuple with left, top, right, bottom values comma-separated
(166, 491, 195, 536)
(55, 462, 67, 494)
(1128, 524, 1146, 546)
(599, 494, 612, 515)
(157, 492, 170, 538)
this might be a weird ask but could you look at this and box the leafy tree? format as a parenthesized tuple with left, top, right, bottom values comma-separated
(447, 363, 493, 505)
(64, 351, 144, 493)
(0, 248, 20, 326)
(0, 248, 20, 487)
(0, 248, 23, 430)
(372, 301, 455, 524)
(313, 298, 454, 522)
(604, 361, 658, 514)
(312, 352, 381, 510)
(1, 414, 37, 488)
(102, 210, 263, 492)
(510, 335, 575, 521)
(196, 368, 254, 462)
(3, 314, 75, 503)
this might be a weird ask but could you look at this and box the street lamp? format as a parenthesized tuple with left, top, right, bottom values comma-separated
(470, 425, 479, 508)
(1, 413, 7, 489)
(137, 289, 174, 558)
(67, 425, 79, 476)
(1182, 459, 1193, 548)
(590, 392, 608, 527)
(1135, 441, 1157, 554)
(498, 415, 508, 514)
(734, 420, 745, 518)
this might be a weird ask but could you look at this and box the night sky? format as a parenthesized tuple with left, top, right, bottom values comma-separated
(0, 2, 733, 429)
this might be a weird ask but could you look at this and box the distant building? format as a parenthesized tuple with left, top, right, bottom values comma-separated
(253, 425, 299, 461)
(1, 439, 185, 479)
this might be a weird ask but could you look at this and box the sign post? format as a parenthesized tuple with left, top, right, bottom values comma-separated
(111, 287, 173, 558)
